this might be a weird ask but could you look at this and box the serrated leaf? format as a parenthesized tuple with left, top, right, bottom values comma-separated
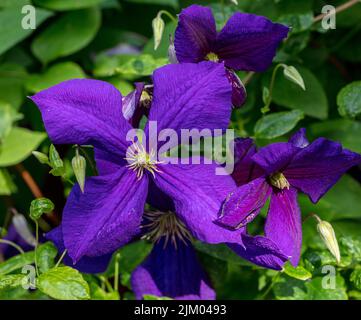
(283, 65, 305, 90)
(254, 110, 304, 139)
(36, 242, 58, 274)
(337, 81, 361, 118)
(31, 8, 101, 65)
(0, 127, 46, 167)
(0, 274, 27, 290)
(33, 0, 104, 10)
(350, 269, 361, 290)
(25, 62, 86, 93)
(37, 266, 90, 300)
(282, 261, 312, 281)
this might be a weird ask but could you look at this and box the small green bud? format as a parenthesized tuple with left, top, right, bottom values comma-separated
(269, 172, 290, 190)
(32, 151, 50, 165)
(72, 153, 86, 193)
(49, 144, 65, 177)
(317, 219, 341, 264)
(30, 197, 54, 221)
(0, 227, 7, 237)
(152, 13, 165, 50)
(230, 0, 238, 4)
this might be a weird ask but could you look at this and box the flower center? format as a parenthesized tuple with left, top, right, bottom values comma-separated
(142, 211, 192, 248)
(205, 52, 219, 62)
(125, 142, 162, 180)
(269, 172, 290, 190)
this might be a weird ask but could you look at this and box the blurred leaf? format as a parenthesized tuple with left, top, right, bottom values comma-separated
(33, 0, 104, 10)
(270, 66, 328, 119)
(283, 65, 305, 90)
(0, 168, 17, 195)
(0, 274, 27, 290)
(0, 7, 52, 56)
(143, 294, 172, 300)
(0, 127, 46, 167)
(282, 262, 312, 281)
(309, 119, 361, 153)
(337, 81, 361, 118)
(107, 78, 133, 95)
(277, 12, 313, 34)
(0, 0, 30, 7)
(88, 281, 119, 300)
(37, 266, 90, 300)
(31, 8, 101, 65)
(26, 62, 86, 93)
(0, 251, 35, 275)
(254, 110, 304, 139)
(0, 101, 23, 141)
(350, 269, 361, 290)
(124, 0, 178, 9)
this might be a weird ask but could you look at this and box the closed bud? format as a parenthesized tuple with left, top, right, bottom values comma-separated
(32, 151, 50, 165)
(30, 197, 54, 221)
(12, 213, 37, 246)
(49, 144, 65, 176)
(152, 13, 165, 50)
(72, 153, 86, 193)
(317, 220, 341, 264)
(230, 0, 238, 4)
(0, 227, 7, 237)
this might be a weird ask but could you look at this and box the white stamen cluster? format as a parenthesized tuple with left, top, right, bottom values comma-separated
(142, 211, 192, 249)
(125, 142, 162, 180)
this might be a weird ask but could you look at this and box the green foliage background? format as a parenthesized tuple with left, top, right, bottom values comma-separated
(0, 0, 361, 300)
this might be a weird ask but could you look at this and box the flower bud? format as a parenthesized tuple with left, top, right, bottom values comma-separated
(72, 153, 86, 193)
(12, 213, 37, 246)
(32, 151, 50, 165)
(168, 36, 178, 64)
(152, 13, 165, 50)
(230, 0, 238, 4)
(49, 144, 65, 177)
(0, 227, 7, 237)
(30, 197, 54, 221)
(317, 220, 341, 264)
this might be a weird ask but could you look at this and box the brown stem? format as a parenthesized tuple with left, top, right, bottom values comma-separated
(14, 164, 59, 225)
(313, 0, 360, 23)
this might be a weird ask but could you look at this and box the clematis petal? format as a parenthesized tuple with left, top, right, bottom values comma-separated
(216, 12, 289, 71)
(285, 138, 361, 203)
(216, 177, 271, 229)
(30, 79, 131, 157)
(229, 233, 288, 270)
(153, 160, 243, 245)
(46, 227, 112, 274)
(122, 82, 144, 122)
(62, 167, 148, 262)
(232, 138, 264, 185)
(226, 69, 247, 107)
(131, 238, 215, 300)
(252, 142, 299, 174)
(174, 4, 217, 63)
(94, 148, 124, 176)
(147, 62, 231, 149)
(289, 128, 309, 148)
(265, 188, 302, 266)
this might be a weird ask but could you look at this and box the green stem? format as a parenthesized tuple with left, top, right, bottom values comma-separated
(114, 253, 120, 292)
(55, 249, 68, 268)
(259, 273, 280, 300)
(0, 239, 25, 255)
(34, 221, 39, 277)
(79, 146, 98, 176)
(100, 276, 114, 292)
(262, 64, 285, 113)
(158, 10, 177, 23)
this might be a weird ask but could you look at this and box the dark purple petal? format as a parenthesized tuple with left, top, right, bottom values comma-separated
(153, 161, 243, 245)
(131, 238, 215, 300)
(216, 12, 289, 71)
(285, 138, 361, 203)
(122, 82, 144, 121)
(174, 4, 217, 63)
(147, 179, 175, 212)
(147, 62, 232, 149)
(30, 79, 131, 157)
(94, 148, 124, 176)
(252, 142, 299, 174)
(63, 168, 148, 262)
(265, 188, 302, 266)
(289, 128, 309, 148)
(216, 177, 271, 229)
(46, 227, 112, 274)
(232, 138, 264, 185)
(226, 70, 246, 107)
(229, 233, 288, 270)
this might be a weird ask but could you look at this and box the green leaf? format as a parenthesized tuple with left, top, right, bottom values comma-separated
(38, 266, 90, 300)
(0, 0, 30, 8)
(31, 8, 101, 65)
(124, 0, 178, 9)
(282, 262, 312, 281)
(0, 101, 23, 141)
(254, 110, 304, 139)
(337, 81, 361, 118)
(0, 127, 46, 167)
(48, 144, 65, 176)
(33, 0, 104, 10)
(36, 242, 58, 274)
(299, 175, 361, 221)
(25, 62, 86, 93)
(283, 65, 305, 90)
(89, 282, 119, 300)
(270, 66, 328, 119)
(0, 7, 52, 56)
(309, 119, 361, 153)
(277, 12, 313, 34)
(0, 274, 27, 290)
(0, 251, 35, 275)
(143, 295, 172, 300)
(30, 198, 55, 221)
(0, 168, 17, 195)
(350, 269, 361, 290)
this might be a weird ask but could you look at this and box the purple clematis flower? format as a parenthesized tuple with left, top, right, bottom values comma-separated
(217, 129, 361, 266)
(31, 61, 247, 264)
(174, 5, 289, 107)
